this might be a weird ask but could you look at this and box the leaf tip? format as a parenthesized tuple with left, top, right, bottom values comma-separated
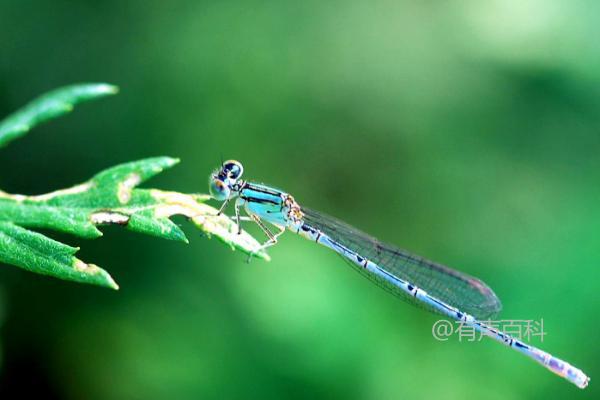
(97, 83, 119, 95)
(107, 276, 120, 290)
(259, 253, 271, 262)
(72, 259, 119, 290)
(165, 157, 180, 167)
(171, 227, 189, 243)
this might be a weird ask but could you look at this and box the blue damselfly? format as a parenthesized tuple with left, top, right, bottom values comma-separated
(209, 160, 589, 389)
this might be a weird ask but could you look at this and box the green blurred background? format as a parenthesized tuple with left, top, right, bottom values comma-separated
(0, 1, 598, 399)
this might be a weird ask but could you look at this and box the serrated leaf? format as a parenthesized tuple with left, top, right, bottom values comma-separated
(149, 190, 271, 261)
(0, 157, 270, 287)
(0, 83, 118, 148)
(0, 84, 270, 290)
(0, 222, 118, 289)
(0, 157, 181, 239)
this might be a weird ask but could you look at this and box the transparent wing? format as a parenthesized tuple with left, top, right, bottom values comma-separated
(303, 207, 502, 319)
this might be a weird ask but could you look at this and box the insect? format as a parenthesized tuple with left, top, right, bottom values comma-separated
(209, 159, 589, 389)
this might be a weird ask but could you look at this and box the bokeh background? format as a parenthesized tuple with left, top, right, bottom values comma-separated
(0, 1, 599, 399)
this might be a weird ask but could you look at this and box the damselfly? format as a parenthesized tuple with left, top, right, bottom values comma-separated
(209, 160, 589, 389)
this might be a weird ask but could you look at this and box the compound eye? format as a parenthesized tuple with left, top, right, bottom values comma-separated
(222, 160, 244, 180)
(209, 178, 231, 201)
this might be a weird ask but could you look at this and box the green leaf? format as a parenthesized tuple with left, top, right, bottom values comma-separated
(0, 222, 118, 289)
(0, 158, 270, 288)
(0, 83, 118, 148)
(0, 84, 270, 290)
(0, 157, 183, 239)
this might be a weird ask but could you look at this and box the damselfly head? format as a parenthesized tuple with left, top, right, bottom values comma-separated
(209, 160, 244, 200)
(209, 176, 231, 200)
(221, 160, 244, 181)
